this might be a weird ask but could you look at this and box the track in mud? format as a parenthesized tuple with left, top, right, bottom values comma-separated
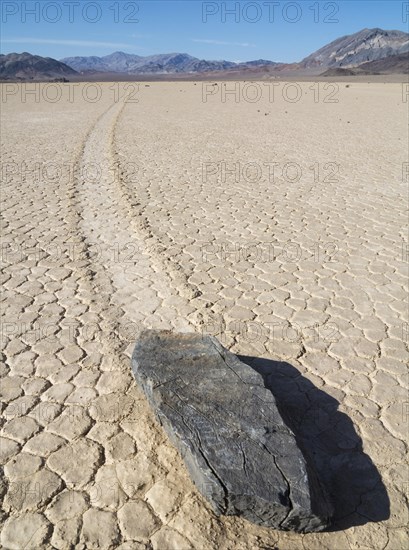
(75, 98, 197, 356)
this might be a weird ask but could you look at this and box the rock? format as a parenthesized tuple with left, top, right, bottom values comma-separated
(131, 330, 333, 532)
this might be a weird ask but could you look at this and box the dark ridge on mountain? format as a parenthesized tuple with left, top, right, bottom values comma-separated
(358, 52, 409, 73)
(321, 67, 362, 76)
(321, 52, 409, 76)
(0, 52, 78, 80)
(301, 28, 408, 68)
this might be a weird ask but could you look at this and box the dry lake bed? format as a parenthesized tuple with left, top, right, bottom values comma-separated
(0, 81, 408, 549)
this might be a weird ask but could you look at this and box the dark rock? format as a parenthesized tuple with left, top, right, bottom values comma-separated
(131, 330, 333, 532)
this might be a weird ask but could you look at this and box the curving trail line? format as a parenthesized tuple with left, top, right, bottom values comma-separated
(73, 98, 196, 360)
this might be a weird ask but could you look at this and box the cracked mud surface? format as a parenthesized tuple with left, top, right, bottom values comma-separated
(1, 82, 408, 549)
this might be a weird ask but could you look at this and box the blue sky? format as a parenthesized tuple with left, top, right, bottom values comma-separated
(1, 1, 408, 62)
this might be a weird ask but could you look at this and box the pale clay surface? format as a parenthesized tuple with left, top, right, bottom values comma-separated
(0, 82, 408, 549)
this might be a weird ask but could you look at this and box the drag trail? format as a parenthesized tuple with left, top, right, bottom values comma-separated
(75, 97, 195, 353)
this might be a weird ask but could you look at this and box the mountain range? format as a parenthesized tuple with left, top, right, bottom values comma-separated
(1, 28, 407, 80)
(60, 52, 281, 74)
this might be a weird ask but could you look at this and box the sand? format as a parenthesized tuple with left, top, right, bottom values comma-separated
(0, 81, 408, 549)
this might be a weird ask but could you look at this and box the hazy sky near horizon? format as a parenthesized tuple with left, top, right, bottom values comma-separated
(1, 1, 408, 62)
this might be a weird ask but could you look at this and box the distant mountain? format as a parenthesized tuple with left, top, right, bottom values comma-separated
(301, 28, 409, 68)
(61, 52, 143, 72)
(61, 51, 239, 74)
(3, 28, 409, 81)
(235, 59, 282, 69)
(0, 51, 283, 80)
(0, 52, 77, 80)
(61, 52, 285, 74)
(58, 55, 112, 72)
(61, 28, 409, 75)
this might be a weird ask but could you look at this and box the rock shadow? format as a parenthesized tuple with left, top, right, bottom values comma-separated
(238, 355, 390, 531)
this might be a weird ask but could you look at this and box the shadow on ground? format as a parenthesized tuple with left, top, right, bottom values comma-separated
(238, 355, 390, 531)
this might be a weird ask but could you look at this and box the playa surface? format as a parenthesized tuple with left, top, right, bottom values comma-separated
(1, 81, 408, 549)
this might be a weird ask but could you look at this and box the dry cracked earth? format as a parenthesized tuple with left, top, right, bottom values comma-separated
(0, 81, 408, 549)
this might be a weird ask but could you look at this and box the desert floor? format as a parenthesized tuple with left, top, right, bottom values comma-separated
(1, 81, 408, 549)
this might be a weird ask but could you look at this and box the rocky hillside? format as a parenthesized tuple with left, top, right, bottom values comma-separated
(0, 52, 78, 80)
(301, 28, 408, 68)
(358, 52, 409, 73)
(321, 52, 409, 76)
